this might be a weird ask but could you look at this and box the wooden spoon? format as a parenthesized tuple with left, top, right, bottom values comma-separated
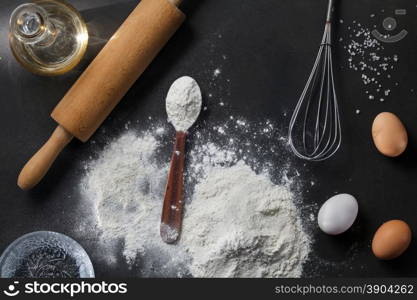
(161, 76, 202, 244)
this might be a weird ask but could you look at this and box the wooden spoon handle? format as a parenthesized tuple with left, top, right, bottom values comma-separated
(18, 125, 73, 190)
(161, 131, 187, 244)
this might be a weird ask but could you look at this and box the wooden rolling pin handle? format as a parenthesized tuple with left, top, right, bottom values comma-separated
(169, 0, 183, 6)
(18, 126, 73, 190)
(161, 131, 187, 244)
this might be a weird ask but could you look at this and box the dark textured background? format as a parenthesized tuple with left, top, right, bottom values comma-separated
(0, 0, 417, 277)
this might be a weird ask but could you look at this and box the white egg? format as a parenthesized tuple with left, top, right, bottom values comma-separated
(318, 194, 358, 235)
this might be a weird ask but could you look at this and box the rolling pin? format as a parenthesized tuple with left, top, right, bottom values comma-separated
(18, 0, 185, 190)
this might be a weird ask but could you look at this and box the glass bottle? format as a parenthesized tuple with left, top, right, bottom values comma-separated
(9, 0, 88, 76)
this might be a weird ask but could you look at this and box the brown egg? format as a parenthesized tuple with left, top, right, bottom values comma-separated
(372, 112, 408, 157)
(372, 220, 412, 260)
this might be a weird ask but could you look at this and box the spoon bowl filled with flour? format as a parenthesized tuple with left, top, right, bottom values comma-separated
(166, 76, 202, 133)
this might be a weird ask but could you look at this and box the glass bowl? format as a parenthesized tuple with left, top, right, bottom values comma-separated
(0, 231, 94, 278)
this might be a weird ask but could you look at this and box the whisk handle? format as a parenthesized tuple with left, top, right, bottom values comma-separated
(326, 0, 335, 22)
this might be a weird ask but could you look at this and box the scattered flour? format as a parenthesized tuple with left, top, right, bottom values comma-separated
(80, 124, 311, 278)
(81, 132, 170, 265)
(166, 76, 202, 132)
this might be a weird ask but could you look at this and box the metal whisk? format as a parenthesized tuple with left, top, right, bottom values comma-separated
(288, 0, 341, 161)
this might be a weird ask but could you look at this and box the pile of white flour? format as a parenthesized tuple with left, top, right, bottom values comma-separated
(182, 161, 310, 277)
(80, 127, 311, 278)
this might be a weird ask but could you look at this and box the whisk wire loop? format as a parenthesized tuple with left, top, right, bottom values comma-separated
(288, 2, 341, 161)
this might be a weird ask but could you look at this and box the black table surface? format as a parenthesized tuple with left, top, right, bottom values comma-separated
(1, 0, 417, 278)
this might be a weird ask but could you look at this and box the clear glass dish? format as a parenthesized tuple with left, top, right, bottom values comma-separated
(0, 231, 94, 278)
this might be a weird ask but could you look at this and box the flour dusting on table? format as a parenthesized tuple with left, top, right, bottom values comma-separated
(80, 121, 311, 278)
